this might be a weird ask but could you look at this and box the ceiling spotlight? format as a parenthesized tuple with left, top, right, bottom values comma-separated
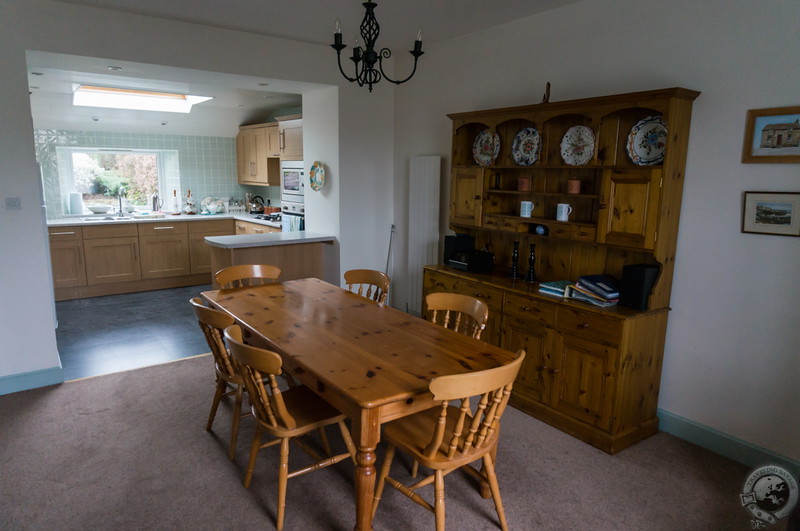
(161, 121, 168, 126)
(30, 72, 44, 76)
(91, 116, 100, 122)
(258, 82, 270, 87)
(107, 66, 123, 71)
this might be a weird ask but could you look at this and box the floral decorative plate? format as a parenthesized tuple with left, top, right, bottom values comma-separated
(560, 125, 595, 166)
(627, 116, 668, 165)
(472, 129, 500, 166)
(511, 127, 541, 166)
(309, 160, 325, 191)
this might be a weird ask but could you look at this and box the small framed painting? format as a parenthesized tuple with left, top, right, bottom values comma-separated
(742, 106, 800, 163)
(742, 191, 800, 236)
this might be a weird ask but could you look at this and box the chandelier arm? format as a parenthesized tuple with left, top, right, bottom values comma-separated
(377, 49, 424, 85)
(332, 47, 359, 83)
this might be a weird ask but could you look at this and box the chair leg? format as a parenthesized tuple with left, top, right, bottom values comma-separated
(206, 379, 227, 430)
(411, 459, 420, 478)
(243, 425, 263, 489)
(482, 454, 508, 531)
(372, 444, 395, 519)
(228, 384, 243, 460)
(317, 426, 332, 456)
(276, 437, 290, 531)
(434, 469, 445, 531)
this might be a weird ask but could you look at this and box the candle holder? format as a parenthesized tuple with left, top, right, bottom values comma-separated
(509, 241, 522, 279)
(524, 243, 537, 283)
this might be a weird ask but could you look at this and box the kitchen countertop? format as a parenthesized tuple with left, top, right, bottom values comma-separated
(205, 231, 335, 249)
(47, 212, 282, 229)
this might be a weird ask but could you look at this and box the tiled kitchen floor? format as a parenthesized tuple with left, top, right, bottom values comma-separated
(55, 285, 212, 381)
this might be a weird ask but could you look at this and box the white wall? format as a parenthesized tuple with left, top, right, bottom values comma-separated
(0, 1, 393, 389)
(392, 0, 800, 461)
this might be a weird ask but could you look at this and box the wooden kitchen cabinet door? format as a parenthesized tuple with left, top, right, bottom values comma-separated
(83, 237, 141, 285)
(49, 226, 86, 288)
(596, 168, 662, 250)
(450, 167, 484, 227)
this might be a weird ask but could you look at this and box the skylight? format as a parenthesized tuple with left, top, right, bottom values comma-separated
(72, 84, 212, 113)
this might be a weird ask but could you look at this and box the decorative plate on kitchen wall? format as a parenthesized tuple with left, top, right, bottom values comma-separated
(472, 129, 500, 166)
(560, 125, 595, 166)
(309, 160, 326, 191)
(627, 115, 668, 165)
(511, 127, 542, 166)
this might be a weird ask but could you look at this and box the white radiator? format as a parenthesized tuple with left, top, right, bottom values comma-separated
(407, 156, 441, 316)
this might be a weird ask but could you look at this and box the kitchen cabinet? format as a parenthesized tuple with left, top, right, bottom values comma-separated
(82, 224, 141, 285)
(266, 124, 281, 157)
(424, 265, 670, 453)
(449, 167, 484, 228)
(137, 222, 190, 279)
(276, 115, 303, 160)
(48, 226, 86, 288)
(235, 220, 281, 235)
(237, 124, 280, 186)
(189, 219, 235, 274)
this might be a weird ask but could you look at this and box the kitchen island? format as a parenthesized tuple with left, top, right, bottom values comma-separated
(206, 231, 337, 287)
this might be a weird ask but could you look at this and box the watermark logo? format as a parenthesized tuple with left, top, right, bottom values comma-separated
(740, 465, 798, 528)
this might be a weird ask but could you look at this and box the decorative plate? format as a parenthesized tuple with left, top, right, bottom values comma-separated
(511, 127, 541, 166)
(309, 160, 325, 191)
(560, 125, 595, 166)
(627, 116, 668, 165)
(472, 129, 500, 166)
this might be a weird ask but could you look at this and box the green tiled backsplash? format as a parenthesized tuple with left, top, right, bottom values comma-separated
(35, 129, 279, 217)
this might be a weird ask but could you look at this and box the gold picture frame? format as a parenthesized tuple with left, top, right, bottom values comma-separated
(742, 106, 800, 163)
(742, 191, 800, 237)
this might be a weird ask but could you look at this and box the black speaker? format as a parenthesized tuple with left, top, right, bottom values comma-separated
(619, 263, 661, 310)
(443, 234, 474, 265)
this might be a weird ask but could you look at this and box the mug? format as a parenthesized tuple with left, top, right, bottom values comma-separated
(556, 203, 573, 221)
(517, 178, 531, 191)
(520, 201, 534, 218)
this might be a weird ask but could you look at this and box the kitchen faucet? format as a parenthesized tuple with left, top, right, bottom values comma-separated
(117, 186, 126, 217)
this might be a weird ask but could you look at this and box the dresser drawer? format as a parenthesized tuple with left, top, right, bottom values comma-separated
(503, 292, 556, 327)
(453, 279, 504, 311)
(556, 306, 622, 346)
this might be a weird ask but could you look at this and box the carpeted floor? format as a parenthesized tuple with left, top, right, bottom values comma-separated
(0, 354, 764, 530)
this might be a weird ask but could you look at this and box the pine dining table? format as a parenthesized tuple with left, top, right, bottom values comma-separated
(201, 277, 516, 530)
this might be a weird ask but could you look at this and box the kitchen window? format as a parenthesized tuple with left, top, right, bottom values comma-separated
(57, 147, 179, 211)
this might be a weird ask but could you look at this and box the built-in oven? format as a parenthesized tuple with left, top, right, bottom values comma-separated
(280, 160, 305, 203)
(281, 201, 305, 232)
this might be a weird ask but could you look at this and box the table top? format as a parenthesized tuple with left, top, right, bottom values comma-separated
(202, 277, 516, 410)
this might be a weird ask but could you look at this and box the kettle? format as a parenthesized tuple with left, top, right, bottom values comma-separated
(248, 195, 265, 214)
(150, 192, 162, 212)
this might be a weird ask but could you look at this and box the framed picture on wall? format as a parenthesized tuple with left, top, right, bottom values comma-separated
(742, 106, 800, 163)
(742, 191, 800, 236)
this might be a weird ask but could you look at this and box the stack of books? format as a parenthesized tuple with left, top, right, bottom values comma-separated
(538, 280, 572, 298)
(566, 274, 619, 307)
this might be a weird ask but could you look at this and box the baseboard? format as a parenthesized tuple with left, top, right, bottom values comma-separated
(658, 408, 799, 477)
(0, 365, 64, 396)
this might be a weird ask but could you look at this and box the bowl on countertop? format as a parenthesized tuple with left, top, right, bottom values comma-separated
(86, 204, 112, 214)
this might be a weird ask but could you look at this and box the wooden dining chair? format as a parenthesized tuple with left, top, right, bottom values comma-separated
(215, 264, 282, 289)
(189, 297, 243, 461)
(223, 324, 358, 531)
(344, 269, 390, 304)
(371, 351, 525, 531)
(425, 292, 489, 340)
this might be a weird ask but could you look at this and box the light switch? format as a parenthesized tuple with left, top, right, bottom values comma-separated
(5, 197, 22, 210)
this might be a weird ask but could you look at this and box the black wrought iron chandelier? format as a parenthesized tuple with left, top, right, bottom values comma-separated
(331, 1, 424, 92)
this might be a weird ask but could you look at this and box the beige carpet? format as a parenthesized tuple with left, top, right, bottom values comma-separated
(0, 354, 762, 530)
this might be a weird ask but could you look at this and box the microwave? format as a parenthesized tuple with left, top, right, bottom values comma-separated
(280, 160, 305, 203)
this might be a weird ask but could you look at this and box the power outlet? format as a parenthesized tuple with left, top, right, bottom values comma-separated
(5, 197, 22, 210)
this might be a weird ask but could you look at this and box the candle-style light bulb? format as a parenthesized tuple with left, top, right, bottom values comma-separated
(416, 28, 423, 42)
(333, 17, 343, 47)
(335, 18, 342, 35)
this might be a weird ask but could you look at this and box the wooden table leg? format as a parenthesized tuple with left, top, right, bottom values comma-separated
(353, 409, 381, 531)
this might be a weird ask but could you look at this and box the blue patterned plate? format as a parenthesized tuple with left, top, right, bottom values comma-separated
(512, 127, 541, 166)
(560, 125, 595, 166)
(309, 160, 325, 191)
(627, 116, 667, 165)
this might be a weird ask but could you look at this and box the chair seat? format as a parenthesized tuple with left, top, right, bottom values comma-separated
(383, 405, 499, 470)
(257, 385, 347, 439)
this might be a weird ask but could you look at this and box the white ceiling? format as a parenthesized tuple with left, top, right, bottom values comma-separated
(30, 0, 579, 137)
